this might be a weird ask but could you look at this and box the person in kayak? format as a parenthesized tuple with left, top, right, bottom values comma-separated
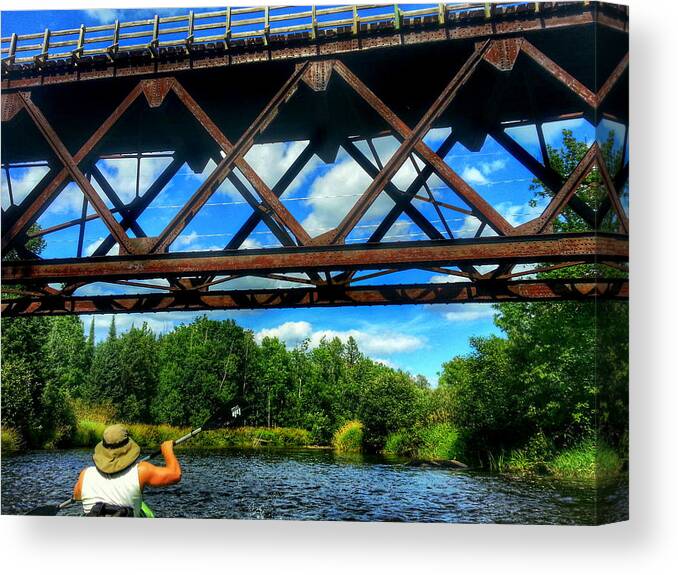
(72, 424, 182, 517)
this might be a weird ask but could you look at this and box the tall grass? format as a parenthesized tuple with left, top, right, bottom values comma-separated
(1, 427, 23, 452)
(384, 423, 463, 461)
(332, 420, 363, 452)
(547, 439, 623, 480)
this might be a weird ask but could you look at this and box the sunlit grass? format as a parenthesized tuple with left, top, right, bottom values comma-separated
(332, 420, 363, 453)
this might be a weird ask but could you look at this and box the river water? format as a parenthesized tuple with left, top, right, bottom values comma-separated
(1, 448, 628, 524)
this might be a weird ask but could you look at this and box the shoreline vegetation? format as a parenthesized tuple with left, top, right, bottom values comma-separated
(2, 417, 624, 481)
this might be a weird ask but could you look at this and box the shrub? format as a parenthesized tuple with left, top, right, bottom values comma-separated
(1, 428, 23, 452)
(72, 420, 106, 447)
(384, 423, 463, 461)
(547, 438, 623, 480)
(332, 420, 363, 452)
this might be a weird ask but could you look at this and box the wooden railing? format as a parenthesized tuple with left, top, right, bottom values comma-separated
(0, 3, 563, 66)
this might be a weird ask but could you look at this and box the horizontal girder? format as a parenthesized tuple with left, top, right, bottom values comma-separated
(2, 234, 628, 285)
(0, 280, 629, 317)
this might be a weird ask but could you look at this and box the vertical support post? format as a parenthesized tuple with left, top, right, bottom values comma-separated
(225, 6, 232, 47)
(438, 3, 446, 25)
(352, 5, 359, 36)
(73, 24, 85, 60)
(186, 11, 194, 52)
(149, 14, 159, 57)
(394, 4, 401, 30)
(4, 166, 14, 206)
(8, 33, 18, 64)
(311, 5, 317, 39)
(135, 155, 141, 199)
(484, 3, 492, 19)
(37, 28, 50, 65)
(263, 6, 270, 46)
(535, 2, 541, 14)
(108, 19, 120, 60)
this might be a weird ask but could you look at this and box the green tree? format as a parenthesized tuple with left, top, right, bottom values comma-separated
(45, 316, 88, 396)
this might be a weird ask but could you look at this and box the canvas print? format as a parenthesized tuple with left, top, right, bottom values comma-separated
(0, 2, 628, 524)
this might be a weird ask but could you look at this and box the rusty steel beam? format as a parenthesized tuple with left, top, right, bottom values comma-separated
(333, 58, 514, 237)
(150, 69, 312, 253)
(515, 143, 599, 235)
(490, 128, 597, 227)
(2, 233, 628, 285)
(0, 279, 629, 317)
(325, 42, 512, 243)
(340, 140, 445, 241)
(92, 155, 184, 257)
(1, 82, 145, 252)
(17, 92, 136, 254)
(227, 140, 317, 250)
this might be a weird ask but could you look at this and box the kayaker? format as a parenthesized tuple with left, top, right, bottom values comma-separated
(72, 424, 182, 517)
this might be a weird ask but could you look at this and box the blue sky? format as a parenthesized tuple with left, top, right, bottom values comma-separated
(1, 6, 627, 384)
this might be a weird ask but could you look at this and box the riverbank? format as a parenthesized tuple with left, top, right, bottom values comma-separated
(1, 420, 625, 482)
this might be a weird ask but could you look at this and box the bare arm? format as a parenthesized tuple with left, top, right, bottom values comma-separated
(73, 469, 86, 500)
(138, 441, 182, 489)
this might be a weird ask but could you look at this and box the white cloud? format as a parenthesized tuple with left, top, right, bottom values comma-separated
(84, 237, 118, 256)
(255, 321, 312, 347)
(461, 166, 489, 186)
(430, 274, 470, 284)
(244, 141, 311, 191)
(444, 303, 496, 322)
(255, 321, 425, 356)
(85, 9, 120, 24)
(372, 357, 396, 368)
(1, 166, 51, 209)
(94, 157, 173, 204)
(480, 159, 507, 175)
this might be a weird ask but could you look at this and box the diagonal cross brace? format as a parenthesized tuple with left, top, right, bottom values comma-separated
(150, 67, 313, 253)
(17, 92, 134, 254)
(331, 47, 514, 242)
(1, 83, 145, 253)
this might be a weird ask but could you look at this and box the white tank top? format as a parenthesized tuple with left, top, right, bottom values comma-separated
(81, 464, 142, 516)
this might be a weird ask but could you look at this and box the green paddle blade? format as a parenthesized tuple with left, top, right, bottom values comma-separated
(140, 501, 155, 518)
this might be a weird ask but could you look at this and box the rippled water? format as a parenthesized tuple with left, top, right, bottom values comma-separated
(1, 449, 628, 524)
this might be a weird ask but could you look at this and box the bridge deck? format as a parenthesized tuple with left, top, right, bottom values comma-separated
(0, 3, 629, 316)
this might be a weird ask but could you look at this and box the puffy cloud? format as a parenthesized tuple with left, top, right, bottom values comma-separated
(84, 9, 120, 24)
(255, 321, 312, 347)
(430, 274, 470, 284)
(1, 166, 52, 208)
(461, 166, 489, 186)
(444, 303, 497, 322)
(255, 321, 425, 356)
(94, 157, 174, 204)
(480, 159, 507, 175)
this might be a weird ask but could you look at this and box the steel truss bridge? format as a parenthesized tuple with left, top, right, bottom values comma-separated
(0, 2, 628, 317)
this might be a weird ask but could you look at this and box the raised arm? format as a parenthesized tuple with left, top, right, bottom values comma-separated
(138, 441, 182, 489)
(73, 469, 86, 500)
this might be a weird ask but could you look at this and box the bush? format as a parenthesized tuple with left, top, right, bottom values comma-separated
(1, 428, 23, 452)
(40, 382, 77, 448)
(332, 420, 363, 452)
(72, 420, 106, 447)
(547, 438, 623, 480)
(499, 432, 554, 474)
(416, 423, 463, 460)
(384, 423, 463, 461)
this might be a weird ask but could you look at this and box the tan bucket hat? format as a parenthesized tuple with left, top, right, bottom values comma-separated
(93, 424, 140, 474)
